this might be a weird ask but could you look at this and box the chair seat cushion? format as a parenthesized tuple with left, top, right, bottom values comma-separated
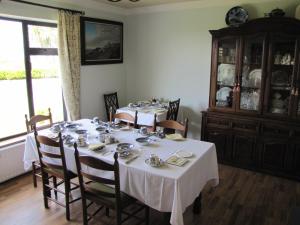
(44, 167, 77, 180)
(85, 182, 136, 209)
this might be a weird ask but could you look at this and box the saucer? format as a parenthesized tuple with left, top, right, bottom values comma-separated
(175, 151, 193, 158)
(116, 143, 134, 152)
(119, 151, 132, 158)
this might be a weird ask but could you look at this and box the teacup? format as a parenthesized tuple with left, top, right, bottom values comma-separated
(149, 154, 160, 166)
(105, 135, 116, 144)
(77, 135, 88, 147)
(99, 133, 106, 143)
(92, 117, 100, 124)
(139, 127, 148, 135)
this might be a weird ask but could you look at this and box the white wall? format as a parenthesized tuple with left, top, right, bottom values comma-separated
(125, 0, 299, 139)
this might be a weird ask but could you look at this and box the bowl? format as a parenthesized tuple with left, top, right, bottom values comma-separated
(136, 137, 151, 146)
(95, 126, 106, 132)
(65, 123, 80, 131)
(50, 124, 65, 133)
(75, 129, 88, 135)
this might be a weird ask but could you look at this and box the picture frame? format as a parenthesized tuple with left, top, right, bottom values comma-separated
(80, 17, 123, 65)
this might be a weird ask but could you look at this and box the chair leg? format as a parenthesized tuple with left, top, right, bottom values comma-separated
(105, 207, 110, 217)
(32, 162, 37, 188)
(82, 198, 88, 225)
(42, 173, 49, 209)
(193, 193, 202, 214)
(163, 212, 171, 225)
(116, 209, 122, 225)
(53, 176, 58, 200)
(65, 180, 71, 221)
(145, 206, 149, 225)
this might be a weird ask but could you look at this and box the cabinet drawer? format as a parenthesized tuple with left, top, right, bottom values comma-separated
(206, 116, 230, 129)
(232, 120, 259, 133)
(262, 123, 291, 137)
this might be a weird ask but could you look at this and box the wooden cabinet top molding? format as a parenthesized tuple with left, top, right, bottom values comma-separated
(209, 17, 300, 37)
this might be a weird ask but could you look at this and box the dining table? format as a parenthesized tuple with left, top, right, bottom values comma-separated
(116, 101, 169, 126)
(23, 119, 219, 225)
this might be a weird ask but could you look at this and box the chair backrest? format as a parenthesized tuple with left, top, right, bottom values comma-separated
(25, 108, 53, 133)
(74, 144, 121, 206)
(166, 99, 180, 121)
(104, 92, 119, 121)
(113, 111, 138, 128)
(34, 130, 68, 177)
(154, 114, 188, 138)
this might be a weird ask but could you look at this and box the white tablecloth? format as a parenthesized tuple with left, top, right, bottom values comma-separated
(24, 119, 219, 225)
(116, 106, 167, 126)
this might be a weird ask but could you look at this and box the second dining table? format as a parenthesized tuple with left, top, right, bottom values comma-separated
(23, 119, 219, 225)
(116, 101, 169, 126)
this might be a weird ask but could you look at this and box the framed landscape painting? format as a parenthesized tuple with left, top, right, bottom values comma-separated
(80, 17, 123, 65)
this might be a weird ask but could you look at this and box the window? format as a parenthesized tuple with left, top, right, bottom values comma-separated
(0, 17, 65, 142)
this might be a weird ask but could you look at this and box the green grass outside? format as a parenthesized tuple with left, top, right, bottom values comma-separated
(0, 69, 58, 80)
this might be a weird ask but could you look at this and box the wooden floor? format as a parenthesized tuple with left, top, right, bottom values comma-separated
(1, 164, 300, 225)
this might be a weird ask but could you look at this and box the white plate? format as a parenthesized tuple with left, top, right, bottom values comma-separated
(249, 69, 262, 88)
(216, 87, 232, 101)
(175, 151, 193, 158)
(217, 64, 235, 85)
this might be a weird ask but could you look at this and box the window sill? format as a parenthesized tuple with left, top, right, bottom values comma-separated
(0, 135, 26, 148)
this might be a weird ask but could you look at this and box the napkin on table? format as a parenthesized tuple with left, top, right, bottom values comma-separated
(88, 143, 105, 151)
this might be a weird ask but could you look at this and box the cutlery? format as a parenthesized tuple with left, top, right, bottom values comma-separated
(125, 155, 139, 164)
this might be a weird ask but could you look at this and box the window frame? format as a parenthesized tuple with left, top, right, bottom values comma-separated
(0, 16, 66, 143)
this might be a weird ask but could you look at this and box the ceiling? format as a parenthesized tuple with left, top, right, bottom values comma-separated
(92, 0, 203, 8)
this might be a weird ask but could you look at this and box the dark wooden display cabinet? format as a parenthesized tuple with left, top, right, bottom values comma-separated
(202, 17, 300, 180)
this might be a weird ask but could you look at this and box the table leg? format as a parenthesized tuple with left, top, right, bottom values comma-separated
(193, 192, 202, 214)
(163, 212, 171, 225)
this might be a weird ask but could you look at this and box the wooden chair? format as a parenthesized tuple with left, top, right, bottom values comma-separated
(104, 92, 119, 121)
(34, 130, 80, 221)
(153, 114, 188, 138)
(166, 98, 180, 121)
(113, 111, 138, 128)
(74, 145, 149, 225)
(25, 108, 53, 188)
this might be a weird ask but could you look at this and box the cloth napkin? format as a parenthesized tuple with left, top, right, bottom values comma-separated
(165, 133, 185, 141)
(88, 143, 105, 151)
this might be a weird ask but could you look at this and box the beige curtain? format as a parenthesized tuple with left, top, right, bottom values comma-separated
(58, 10, 81, 120)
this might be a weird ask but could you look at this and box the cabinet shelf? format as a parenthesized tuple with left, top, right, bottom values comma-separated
(271, 86, 291, 91)
(241, 86, 261, 90)
(243, 63, 261, 66)
(273, 64, 294, 67)
(217, 84, 234, 88)
(217, 61, 236, 65)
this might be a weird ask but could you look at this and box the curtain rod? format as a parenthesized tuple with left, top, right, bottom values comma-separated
(7, 0, 85, 15)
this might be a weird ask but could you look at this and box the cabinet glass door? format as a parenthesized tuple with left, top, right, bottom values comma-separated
(267, 35, 296, 115)
(215, 39, 237, 109)
(238, 35, 264, 112)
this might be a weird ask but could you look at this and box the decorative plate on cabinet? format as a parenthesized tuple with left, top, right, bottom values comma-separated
(216, 87, 232, 101)
(217, 64, 235, 85)
(225, 6, 249, 27)
(271, 70, 289, 86)
(249, 69, 262, 88)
